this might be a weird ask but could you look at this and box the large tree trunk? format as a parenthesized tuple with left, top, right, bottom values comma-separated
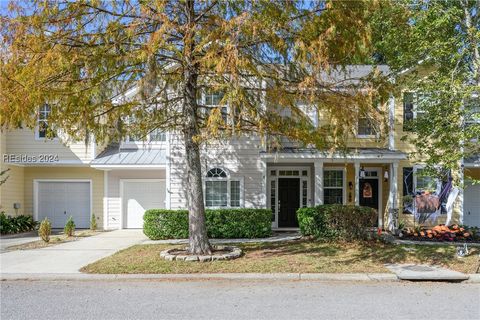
(182, 0, 212, 255)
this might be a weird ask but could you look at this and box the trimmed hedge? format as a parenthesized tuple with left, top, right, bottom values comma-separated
(297, 205, 377, 241)
(143, 208, 272, 240)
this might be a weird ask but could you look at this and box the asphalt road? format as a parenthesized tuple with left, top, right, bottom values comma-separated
(1, 280, 479, 320)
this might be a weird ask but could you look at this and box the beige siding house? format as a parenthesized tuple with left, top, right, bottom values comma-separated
(1, 66, 479, 231)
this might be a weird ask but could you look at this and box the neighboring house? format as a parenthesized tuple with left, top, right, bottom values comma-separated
(0, 65, 479, 230)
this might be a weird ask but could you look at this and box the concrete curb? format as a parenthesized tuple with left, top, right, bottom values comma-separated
(2, 273, 477, 282)
(0, 272, 400, 282)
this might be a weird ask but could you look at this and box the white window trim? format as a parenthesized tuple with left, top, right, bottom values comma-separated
(200, 90, 230, 125)
(323, 167, 347, 205)
(404, 92, 427, 120)
(122, 131, 168, 149)
(356, 115, 379, 139)
(35, 105, 59, 141)
(203, 169, 244, 208)
(413, 165, 441, 194)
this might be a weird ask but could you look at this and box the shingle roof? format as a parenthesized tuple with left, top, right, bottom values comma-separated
(91, 145, 167, 165)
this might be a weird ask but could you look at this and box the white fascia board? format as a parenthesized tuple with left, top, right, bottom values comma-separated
(18, 161, 89, 167)
(90, 164, 167, 170)
(260, 152, 407, 162)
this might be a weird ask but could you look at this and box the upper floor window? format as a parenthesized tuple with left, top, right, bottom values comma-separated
(201, 90, 228, 124)
(204, 91, 224, 106)
(204, 168, 242, 208)
(126, 128, 166, 144)
(357, 117, 376, 137)
(465, 98, 480, 124)
(36, 104, 55, 139)
(403, 92, 428, 131)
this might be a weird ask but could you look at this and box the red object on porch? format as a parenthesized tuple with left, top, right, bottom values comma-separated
(377, 227, 382, 236)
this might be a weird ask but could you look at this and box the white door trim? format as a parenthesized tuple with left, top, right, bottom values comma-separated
(33, 179, 93, 225)
(359, 167, 383, 227)
(267, 166, 311, 229)
(119, 179, 166, 229)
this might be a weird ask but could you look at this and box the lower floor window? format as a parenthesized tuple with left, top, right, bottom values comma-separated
(324, 188, 343, 205)
(323, 170, 344, 204)
(205, 179, 242, 208)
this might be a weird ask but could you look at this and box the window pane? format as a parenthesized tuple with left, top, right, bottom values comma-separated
(270, 180, 276, 220)
(324, 189, 343, 205)
(230, 180, 240, 207)
(149, 129, 166, 142)
(205, 91, 224, 106)
(358, 118, 375, 136)
(206, 168, 227, 178)
(403, 92, 414, 122)
(324, 170, 343, 188)
(302, 180, 308, 208)
(416, 169, 437, 192)
(205, 181, 228, 207)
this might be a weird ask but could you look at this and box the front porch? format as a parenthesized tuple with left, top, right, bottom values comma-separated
(261, 148, 406, 230)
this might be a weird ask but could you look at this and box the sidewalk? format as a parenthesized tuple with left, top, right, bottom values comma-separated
(0, 230, 146, 274)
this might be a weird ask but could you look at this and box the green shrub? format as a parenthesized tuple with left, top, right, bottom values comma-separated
(90, 214, 97, 231)
(0, 212, 37, 234)
(64, 216, 75, 237)
(38, 218, 51, 242)
(205, 209, 272, 239)
(297, 205, 377, 241)
(297, 207, 334, 239)
(143, 208, 272, 240)
(144, 210, 189, 240)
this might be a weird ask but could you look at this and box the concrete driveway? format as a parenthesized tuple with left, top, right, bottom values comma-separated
(0, 230, 146, 274)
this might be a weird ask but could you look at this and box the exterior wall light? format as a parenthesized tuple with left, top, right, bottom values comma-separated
(359, 167, 366, 179)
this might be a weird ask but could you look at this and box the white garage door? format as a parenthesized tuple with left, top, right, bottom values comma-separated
(464, 182, 480, 227)
(122, 180, 166, 228)
(37, 181, 91, 229)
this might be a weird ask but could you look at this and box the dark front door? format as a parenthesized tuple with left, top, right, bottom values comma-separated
(359, 178, 379, 226)
(278, 178, 300, 228)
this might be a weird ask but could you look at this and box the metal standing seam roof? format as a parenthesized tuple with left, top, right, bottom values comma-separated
(91, 145, 167, 165)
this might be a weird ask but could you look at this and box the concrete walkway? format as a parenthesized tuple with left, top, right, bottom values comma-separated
(385, 264, 470, 281)
(0, 230, 147, 274)
(1, 233, 40, 253)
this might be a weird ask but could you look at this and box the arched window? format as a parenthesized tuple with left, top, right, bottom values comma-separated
(206, 168, 228, 178)
(205, 168, 242, 208)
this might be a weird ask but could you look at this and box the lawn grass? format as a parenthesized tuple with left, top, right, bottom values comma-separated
(81, 240, 480, 274)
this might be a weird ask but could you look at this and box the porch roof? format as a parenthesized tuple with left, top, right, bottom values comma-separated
(260, 148, 407, 162)
(90, 144, 167, 168)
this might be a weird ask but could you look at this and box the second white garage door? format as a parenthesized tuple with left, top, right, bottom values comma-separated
(122, 180, 166, 228)
(464, 182, 480, 227)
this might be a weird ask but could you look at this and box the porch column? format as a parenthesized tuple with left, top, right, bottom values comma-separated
(354, 162, 360, 205)
(314, 161, 324, 205)
(388, 162, 399, 231)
